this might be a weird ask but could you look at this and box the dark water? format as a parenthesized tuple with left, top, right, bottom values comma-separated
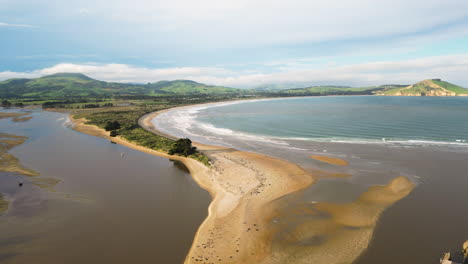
(154, 96, 468, 263)
(0, 109, 210, 264)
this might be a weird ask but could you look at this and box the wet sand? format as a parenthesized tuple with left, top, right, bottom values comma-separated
(310, 155, 349, 166)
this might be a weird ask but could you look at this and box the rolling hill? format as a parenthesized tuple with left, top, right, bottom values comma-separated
(0, 73, 240, 98)
(281, 85, 406, 95)
(378, 79, 468, 96)
(2, 73, 466, 99)
(147, 80, 240, 95)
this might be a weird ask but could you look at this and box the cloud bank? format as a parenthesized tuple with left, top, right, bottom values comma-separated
(1, 54, 468, 88)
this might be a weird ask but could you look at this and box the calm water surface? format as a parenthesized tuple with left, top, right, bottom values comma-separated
(0, 108, 210, 264)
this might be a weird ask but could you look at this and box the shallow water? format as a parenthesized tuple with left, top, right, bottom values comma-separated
(0, 108, 211, 264)
(154, 97, 468, 263)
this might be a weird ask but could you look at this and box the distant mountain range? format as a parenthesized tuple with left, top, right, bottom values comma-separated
(0, 73, 240, 98)
(0, 73, 467, 98)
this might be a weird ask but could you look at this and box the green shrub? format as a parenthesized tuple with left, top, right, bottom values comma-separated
(76, 107, 211, 166)
(104, 121, 121, 131)
(169, 138, 196, 156)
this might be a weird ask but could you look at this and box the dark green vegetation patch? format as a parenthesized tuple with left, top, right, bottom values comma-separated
(75, 107, 210, 166)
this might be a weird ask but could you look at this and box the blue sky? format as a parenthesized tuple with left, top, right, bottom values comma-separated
(1, 0, 468, 88)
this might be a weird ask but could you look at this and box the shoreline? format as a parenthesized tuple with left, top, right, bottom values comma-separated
(139, 103, 416, 264)
(71, 99, 416, 264)
(70, 109, 316, 264)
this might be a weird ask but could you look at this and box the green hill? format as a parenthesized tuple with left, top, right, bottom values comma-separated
(0, 73, 239, 98)
(281, 85, 404, 95)
(147, 80, 240, 95)
(379, 79, 468, 96)
(0, 73, 146, 98)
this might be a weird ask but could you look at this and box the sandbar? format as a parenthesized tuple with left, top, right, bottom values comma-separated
(310, 155, 349, 166)
(71, 103, 415, 264)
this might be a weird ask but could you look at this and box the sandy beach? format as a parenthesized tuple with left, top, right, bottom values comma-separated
(71, 104, 415, 264)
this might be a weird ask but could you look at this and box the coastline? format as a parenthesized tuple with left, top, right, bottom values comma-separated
(70, 111, 316, 263)
(71, 99, 416, 264)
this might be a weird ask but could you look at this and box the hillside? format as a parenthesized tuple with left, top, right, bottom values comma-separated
(378, 79, 468, 96)
(0, 73, 239, 98)
(281, 85, 404, 95)
(147, 80, 240, 95)
(0, 73, 146, 98)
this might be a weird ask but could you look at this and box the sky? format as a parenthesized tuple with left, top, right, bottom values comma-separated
(1, 0, 468, 88)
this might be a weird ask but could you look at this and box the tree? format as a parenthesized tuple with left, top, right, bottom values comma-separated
(1, 100, 12, 107)
(104, 121, 121, 131)
(109, 130, 118, 137)
(14, 102, 24, 107)
(169, 138, 197, 157)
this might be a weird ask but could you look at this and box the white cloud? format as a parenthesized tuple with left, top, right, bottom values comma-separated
(86, 0, 468, 47)
(6, 0, 468, 49)
(2, 54, 468, 88)
(0, 22, 35, 28)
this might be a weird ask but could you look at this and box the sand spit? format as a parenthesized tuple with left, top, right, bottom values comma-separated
(73, 112, 316, 263)
(0, 133, 60, 197)
(310, 155, 349, 166)
(0, 133, 39, 176)
(0, 112, 33, 122)
(72, 107, 415, 264)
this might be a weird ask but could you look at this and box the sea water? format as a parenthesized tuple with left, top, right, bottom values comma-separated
(155, 96, 468, 147)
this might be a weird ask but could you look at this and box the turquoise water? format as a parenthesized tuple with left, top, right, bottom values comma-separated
(195, 96, 468, 144)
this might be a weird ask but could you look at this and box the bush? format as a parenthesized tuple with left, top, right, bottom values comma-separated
(169, 138, 197, 157)
(104, 121, 121, 131)
(109, 130, 118, 137)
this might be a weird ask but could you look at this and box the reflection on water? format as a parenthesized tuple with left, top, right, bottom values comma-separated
(0, 109, 211, 264)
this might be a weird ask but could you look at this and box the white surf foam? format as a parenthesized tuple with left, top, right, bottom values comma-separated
(152, 102, 468, 150)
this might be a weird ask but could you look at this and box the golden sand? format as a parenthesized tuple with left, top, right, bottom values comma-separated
(310, 155, 349, 166)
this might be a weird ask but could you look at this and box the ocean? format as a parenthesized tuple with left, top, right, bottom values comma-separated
(154, 96, 468, 147)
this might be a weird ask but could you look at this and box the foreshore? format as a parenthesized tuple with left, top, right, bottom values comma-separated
(71, 101, 415, 264)
(70, 107, 316, 264)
